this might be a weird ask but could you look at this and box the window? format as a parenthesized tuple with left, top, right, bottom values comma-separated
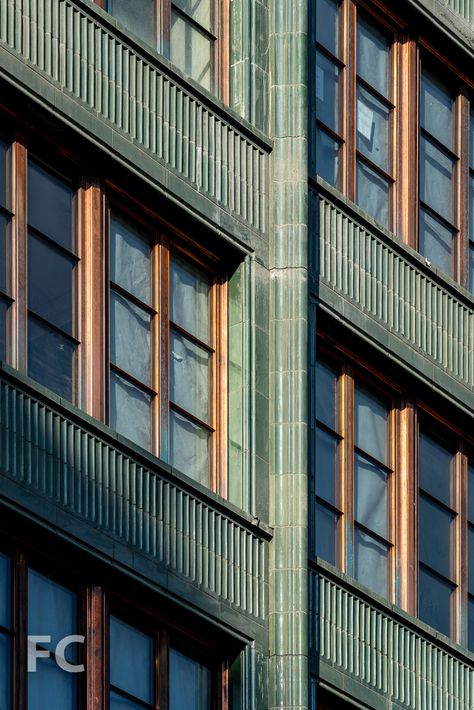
(0, 141, 11, 363)
(0, 552, 11, 710)
(313, 354, 395, 599)
(93, 0, 225, 96)
(312, 340, 474, 647)
(313, 0, 474, 293)
(313, 0, 397, 228)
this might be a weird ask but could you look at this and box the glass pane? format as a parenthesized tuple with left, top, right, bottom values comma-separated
(420, 137, 454, 224)
(0, 297, 8, 363)
(357, 15, 389, 97)
(28, 162, 72, 252)
(110, 691, 147, 709)
(469, 597, 474, 652)
(316, 128, 340, 186)
(170, 330, 210, 423)
(28, 317, 76, 400)
(469, 465, 474, 521)
(109, 0, 154, 45)
(354, 526, 388, 597)
(110, 371, 151, 450)
(173, 0, 212, 32)
(354, 386, 388, 463)
(356, 160, 389, 227)
(0, 553, 11, 629)
(316, 0, 339, 56)
(110, 291, 151, 385)
(29, 234, 74, 335)
(171, 11, 212, 91)
(315, 427, 338, 506)
(419, 208, 453, 275)
(110, 617, 153, 704)
(170, 256, 210, 344)
(419, 565, 453, 637)
(357, 85, 390, 172)
(169, 648, 211, 710)
(419, 494, 453, 578)
(419, 432, 453, 506)
(315, 52, 340, 133)
(421, 71, 453, 148)
(469, 175, 474, 240)
(0, 633, 11, 710)
(110, 215, 151, 305)
(229, 654, 243, 710)
(0, 140, 7, 208)
(0, 212, 8, 294)
(469, 243, 474, 294)
(470, 526, 474, 595)
(170, 409, 210, 485)
(28, 570, 77, 649)
(315, 501, 339, 565)
(354, 453, 388, 538)
(315, 360, 337, 430)
(28, 656, 77, 710)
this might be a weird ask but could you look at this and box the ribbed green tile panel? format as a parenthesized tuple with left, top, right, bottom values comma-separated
(443, 0, 474, 23)
(312, 570, 474, 709)
(0, 0, 268, 232)
(317, 190, 474, 389)
(0, 371, 267, 619)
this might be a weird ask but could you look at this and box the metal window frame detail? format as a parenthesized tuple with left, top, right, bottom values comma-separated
(0, 0, 268, 233)
(312, 568, 474, 709)
(316, 186, 474, 389)
(0, 368, 268, 620)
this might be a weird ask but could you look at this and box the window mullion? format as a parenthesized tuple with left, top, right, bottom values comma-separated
(11, 141, 27, 374)
(86, 586, 105, 710)
(398, 399, 416, 615)
(14, 548, 28, 710)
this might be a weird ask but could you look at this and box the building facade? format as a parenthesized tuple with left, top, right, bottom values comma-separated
(0, 0, 473, 708)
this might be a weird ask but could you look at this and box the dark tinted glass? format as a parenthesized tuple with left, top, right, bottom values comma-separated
(169, 648, 211, 710)
(28, 317, 76, 400)
(316, 128, 340, 186)
(109, 0, 154, 45)
(469, 243, 474, 293)
(316, 0, 339, 56)
(420, 138, 454, 224)
(28, 234, 74, 335)
(0, 553, 11, 629)
(0, 633, 11, 710)
(28, 656, 77, 710)
(0, 141, 7, 208)
(469, 465, 474, 521)
(110, 214, 151, 305)
(356, 160, 389, 226)
(420, 72, 453, 148)
(419, 565, 453, 637)
(469, 525, 474, 595)
(354, 454, 388, 538)
(315, 360, 337, 430)
(419, 494, 453, 578)
(316, 52, 340, 133)
(357, 16, 389, 97)
(110, 691, 146, 709)
(469, 597, 474, 652)
(315, 427, 338, 505)
(110, 617, 153, 704)
(0, 212, 7, 294)
(28, 162, 72, 252)
(354, 526, 388, 597)
(354, 386, 388, 463)
(419, 432, 453, 506)
(470, 175, 474, 240)
(419, 208, 453, 275)
(357, 86, 389, 172)
(315, 502, 339, 565)
(0, 297, 8, 362)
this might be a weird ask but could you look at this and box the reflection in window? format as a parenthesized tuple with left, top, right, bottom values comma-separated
(419, 71, 457, 277)
(27, 161, 77, 400)
(28, 570, 79, 710)
(418, 431, 456, 637)
(169, 648, 211, 710)
(109, 617, 154, 708)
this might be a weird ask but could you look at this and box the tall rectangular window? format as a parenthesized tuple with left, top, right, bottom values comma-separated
(418, 431, 457, 637)
(0, 141, 11, 363)
(169, 647, 211, 710)
(419, 70, 458, 276)
(469, 115, 474, 293)
(27, 161, 78, 401)
(0, 552, 12, 710)
(109, 616, 155, 708)
(468, 464, 474, 651)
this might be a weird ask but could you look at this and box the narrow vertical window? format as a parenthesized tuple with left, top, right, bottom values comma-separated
(27, 570, 80, 709)
(109, 213, 156, 451)
(314, 359, 342, 565)
(171, 0, 215, 91)
(469, 114, 474, 292)
(353, 385, 392, 597)
(169, 255, 214, 486)
(314, 0, 343, 186)
(0, 552, 12, 710)
(0, 141, 11, 363)
(109, 617, 154, 708)
(355, 16, 394, 227)
(468, 464, 474, 650)
(419, 70, 458, 276)
(27, 161, 78, 401)
(169, 647, 211, 710)
(418, 432, 457, 637)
